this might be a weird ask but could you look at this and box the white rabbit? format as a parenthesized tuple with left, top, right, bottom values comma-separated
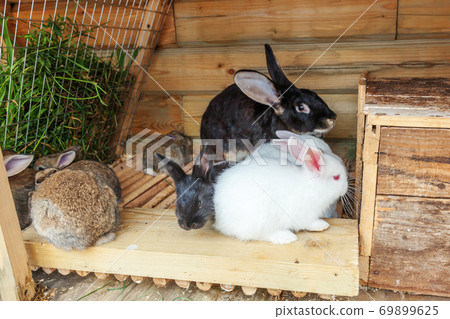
(273, 130, 340, 218)
(213, 135, 348, 244)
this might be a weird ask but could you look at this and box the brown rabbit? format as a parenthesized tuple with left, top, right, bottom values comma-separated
(3, 150, 34, 229)
(30, 168, 120, 250)
(142, 130, 193, 176)
(35, 146, 121, 202)
(3, 147, 79, 230)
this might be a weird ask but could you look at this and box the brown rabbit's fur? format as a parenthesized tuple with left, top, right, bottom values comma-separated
(68, 160, 122, 203)
(30, 169, 120, 250)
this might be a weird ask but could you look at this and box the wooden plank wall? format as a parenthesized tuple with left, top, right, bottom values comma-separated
(132, 0, 450, 140)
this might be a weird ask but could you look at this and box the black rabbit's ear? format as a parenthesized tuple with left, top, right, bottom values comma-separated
(155, 153, 186, 184)
(234, 70, 283, 113)
(193, 145, 212, 178)
(265, 44, 292, 90)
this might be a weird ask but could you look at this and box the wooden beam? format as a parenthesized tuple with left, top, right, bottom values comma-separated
(144, 40, 450, 94)
(23, 208, 360, 297)
(354, 73, 368, 219)
(0, 148, 35, 301)
(174, 0, 397, 46)
(358, 116, 381, 256)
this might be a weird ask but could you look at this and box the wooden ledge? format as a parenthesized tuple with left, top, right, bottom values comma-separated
(22, 208, 359, 296)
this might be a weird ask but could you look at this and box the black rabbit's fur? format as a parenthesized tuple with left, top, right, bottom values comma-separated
(201, 44, 336, 156)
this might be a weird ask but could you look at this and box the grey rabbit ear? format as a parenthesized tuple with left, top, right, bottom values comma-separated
(265, 44, 292, 90)
(4, 154, 34, 177)
(56, 150, 77, 168)
(193, 145, 212, 178)
(234, 70, 282, 112)
(155, 153, 186, 184)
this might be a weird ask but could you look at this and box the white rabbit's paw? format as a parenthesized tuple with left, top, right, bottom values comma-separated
(266, 231, 298, 245)
(305, 219, 330, 232)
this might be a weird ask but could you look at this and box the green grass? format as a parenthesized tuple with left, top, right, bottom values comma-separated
(0, 14, 139, 161)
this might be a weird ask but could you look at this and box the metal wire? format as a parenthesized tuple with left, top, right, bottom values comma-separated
(0, 0, 171, 162)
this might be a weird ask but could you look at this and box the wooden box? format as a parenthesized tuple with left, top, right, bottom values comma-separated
(356, 74, 450, 297)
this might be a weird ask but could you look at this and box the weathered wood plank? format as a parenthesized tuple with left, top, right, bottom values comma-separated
(365, 78, 450, 117)
(0, 148, 35, 301)
(369, 195, 450, 297)
(22, 208, 359, 296)
(144, 40, 450, 94)
(377, 127, 450, 199)
(174, 0, 397, 46)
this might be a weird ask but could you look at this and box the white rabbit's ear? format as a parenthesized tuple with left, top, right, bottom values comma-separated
(56, 150, 76, 168)
(234, 71, 282, 113)
(275, 130, 302, 140)
(286, 137, 323, 177)
(4, 154, 34, 177)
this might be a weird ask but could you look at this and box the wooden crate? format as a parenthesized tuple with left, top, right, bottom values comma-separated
(356, 74, 450, 297)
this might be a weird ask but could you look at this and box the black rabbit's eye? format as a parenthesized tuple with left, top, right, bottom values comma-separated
(295, 103, 310, 114)
(198, 200, 203, 208)
(38, 166, 45, 171)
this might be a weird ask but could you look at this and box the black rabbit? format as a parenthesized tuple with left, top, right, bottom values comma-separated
(155, 146, 230, 231)
(201, 44, 336, 160)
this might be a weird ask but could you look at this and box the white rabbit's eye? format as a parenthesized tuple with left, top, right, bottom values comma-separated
(295, 103, 310, 114)
(198, 200, 203, 208)
(333, 174, 340, 181)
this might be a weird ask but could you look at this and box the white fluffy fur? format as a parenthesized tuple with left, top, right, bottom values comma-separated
(213, 141, 348, 244)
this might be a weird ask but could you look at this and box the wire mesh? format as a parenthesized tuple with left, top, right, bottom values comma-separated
(0, 0, 172, 162)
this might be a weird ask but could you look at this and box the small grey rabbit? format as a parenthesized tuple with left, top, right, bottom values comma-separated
(3, 150, 35, 229)
(142, 130, 193, 176)
(155, 145, 231, 230)
(30, 166, 121, 251)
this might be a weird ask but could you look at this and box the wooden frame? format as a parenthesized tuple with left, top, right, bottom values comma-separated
(0, 148, 35, 301)
(356, 74, 450, 295)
